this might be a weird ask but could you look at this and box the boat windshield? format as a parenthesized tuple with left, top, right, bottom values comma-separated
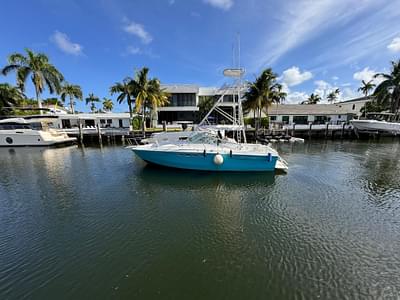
(187, 132, 219, 144)
(366, 113, 398, 122)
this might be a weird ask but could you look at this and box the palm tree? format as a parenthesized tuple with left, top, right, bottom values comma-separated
(307, 93, 321, 104)
(243, 68, 281, 130)
(373, 60, 400, 114)
(0, 83, 25, 114)
(60, 83, 82, 114)
(358, 80, 375, 97)
(85, 93, 100, 113)
(1, 49, 64, 114)
(130, 67, 169, 133)
(327, 88, 340, 104)
(110, 78, 134, 118)
(147, 78, 169, 127)
(102, 98, 113, 112)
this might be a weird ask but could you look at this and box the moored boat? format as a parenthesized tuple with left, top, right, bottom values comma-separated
(351, 113, 400, 135)
(129, 65, 288, 172)
(130, 130, 284, 172)
(0, 118, 77, 147)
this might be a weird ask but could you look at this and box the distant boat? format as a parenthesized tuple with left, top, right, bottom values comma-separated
(351, 113, 400, 135)
(0, 118, 76, 147)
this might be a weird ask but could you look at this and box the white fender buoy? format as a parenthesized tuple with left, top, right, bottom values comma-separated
(213, 154, 224, 165)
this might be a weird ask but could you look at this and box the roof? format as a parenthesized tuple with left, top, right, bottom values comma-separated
(162, 84, 199, 94)
(337, 96, 372, 104)
(266, 104, 356, 115)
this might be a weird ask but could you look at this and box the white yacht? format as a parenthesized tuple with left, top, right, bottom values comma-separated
(0, 118, 77, 147)
(128, 68, 288, 172)
(351, 113, 400, 135)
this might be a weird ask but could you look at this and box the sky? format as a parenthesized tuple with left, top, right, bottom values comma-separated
(1, 0, 400, 112)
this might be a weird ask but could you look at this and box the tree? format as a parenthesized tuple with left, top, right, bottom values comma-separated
(306, 93, 321, 105)
(60, 83, 82, 114)
(85, 93, 100, 113)
(358, 80, 375, 97)
(42, 97, 64, 107)
(102, 98, 113, 112)
(272, 83, 287, 104)
(373, 60, 400, 114)
(1, 49, 64, 114)
(147, 78, 169, 127)
(198, 96, 216, 121)
(130, 67, 169, 133)
(243, 68, 282, 130)
(327, 88, 340, 104)
(0, 83, 25, 114)
(110, 78, 134, 119)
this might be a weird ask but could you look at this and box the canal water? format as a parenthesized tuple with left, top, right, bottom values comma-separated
(1, 140, 400, 299)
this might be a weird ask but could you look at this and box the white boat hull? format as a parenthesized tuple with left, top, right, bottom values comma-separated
(0, 130, 77, 147)
(351, 120, 400, 134)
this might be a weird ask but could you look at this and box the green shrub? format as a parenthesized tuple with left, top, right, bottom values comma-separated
(131, 116, 141, 130)
(244, 117, 269, 128)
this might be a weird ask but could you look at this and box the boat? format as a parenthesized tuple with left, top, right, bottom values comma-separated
(132, 130, 285, 172)
(128, 66, 288, 172)
(351, 113, 400, 135)
(0, 117, 77, 147)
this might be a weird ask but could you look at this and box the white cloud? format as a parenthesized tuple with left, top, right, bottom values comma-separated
(281, 66, 312, 87)
(254, 0, 378, 67)
(51, 31, 83, 55)
(285, 91, 309, 104)
(387, 37, 400, 52)
(191, 11, 201, 18)
(203, 0, 233, 11)
(353, 67, 384, 85)
(332, 76, 339, 81)
(126, 46, 141, 55)
(123, 20, 152, 44)
(342, 87, 359, 100)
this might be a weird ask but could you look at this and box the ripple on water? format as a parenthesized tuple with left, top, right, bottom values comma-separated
(1, 143, 400, 299)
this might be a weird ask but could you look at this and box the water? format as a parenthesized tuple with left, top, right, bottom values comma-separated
(1, 140, 400, 299)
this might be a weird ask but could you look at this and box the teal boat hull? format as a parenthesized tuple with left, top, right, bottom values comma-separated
(132, 149, 278, 172)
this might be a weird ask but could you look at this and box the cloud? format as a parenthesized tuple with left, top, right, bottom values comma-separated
(190, 11, 201, 18)
(281, 66, 312, 87)
(168, 0, 175, 5)
(353, 67, 384, 85)
(285, 91, 309, 104)
(51, 31, 83, 55)
(387, 37, 400, 52)
(123, 46, 159, 59)
(253, 0, 381, 69)
(126, 46, 141, 55)
(123, 20, 152, 44)
(203, 0, 233, 11)
(332, 76, 339, 81)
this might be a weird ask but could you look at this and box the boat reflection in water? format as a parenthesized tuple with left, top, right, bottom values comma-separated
(138, 163, 277, 190)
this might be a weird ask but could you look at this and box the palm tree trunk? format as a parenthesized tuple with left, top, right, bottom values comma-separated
(128, 97, 133, 119)
(70, 95, 75, 114)
(142, 104, 146, 137)
(35, 86, 43, 115)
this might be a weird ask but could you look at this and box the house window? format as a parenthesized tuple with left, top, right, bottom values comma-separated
(293, 116, 308, 124)
(352, 104, 355, 110)
(282, 116, 289, 123)
(270, 116, 277, 121)
(119, 119, 123, 128)
(314, 116, 328, 124)
(338, 115, 341, 119)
